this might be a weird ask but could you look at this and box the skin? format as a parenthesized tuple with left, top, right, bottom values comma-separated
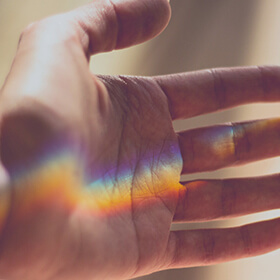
(0, 0, 280, 279)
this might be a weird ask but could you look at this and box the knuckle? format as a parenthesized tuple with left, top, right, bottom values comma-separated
(202, 230, 216, 263)
(209, 68, 226, 110)
(231, 122, 251, 162)
(220, 179, 237, 217)
(18, 21, 37, 44)
(239, 226, 252, 255)
(19, 15, 80, 47)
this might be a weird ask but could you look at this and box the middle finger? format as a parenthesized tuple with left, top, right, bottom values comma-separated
(178, 118, 280, 174)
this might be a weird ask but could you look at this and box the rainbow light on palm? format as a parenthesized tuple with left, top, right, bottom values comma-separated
(6, 142, 183, 221)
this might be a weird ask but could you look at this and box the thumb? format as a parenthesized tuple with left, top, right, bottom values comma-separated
(0, 0, 171, 174)
(69, 0, 171, 55)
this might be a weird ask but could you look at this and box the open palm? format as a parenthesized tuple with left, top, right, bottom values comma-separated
(1, 1, 280, 280)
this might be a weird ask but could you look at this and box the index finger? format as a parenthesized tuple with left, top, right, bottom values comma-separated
(153, 66, 280, 120)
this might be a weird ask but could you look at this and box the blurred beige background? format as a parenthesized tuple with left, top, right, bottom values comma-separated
(1, 0, 280, 279)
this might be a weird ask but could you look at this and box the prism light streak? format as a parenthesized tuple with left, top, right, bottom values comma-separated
(0, 185, 10, 234)
(6, 144, 182, 221)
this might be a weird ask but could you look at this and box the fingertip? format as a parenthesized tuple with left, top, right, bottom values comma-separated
(73, 0, 171, 54)
(112, 0, 172, 49)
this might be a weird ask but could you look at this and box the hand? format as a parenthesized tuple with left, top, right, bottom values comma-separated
(1, 0, 280, 279)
